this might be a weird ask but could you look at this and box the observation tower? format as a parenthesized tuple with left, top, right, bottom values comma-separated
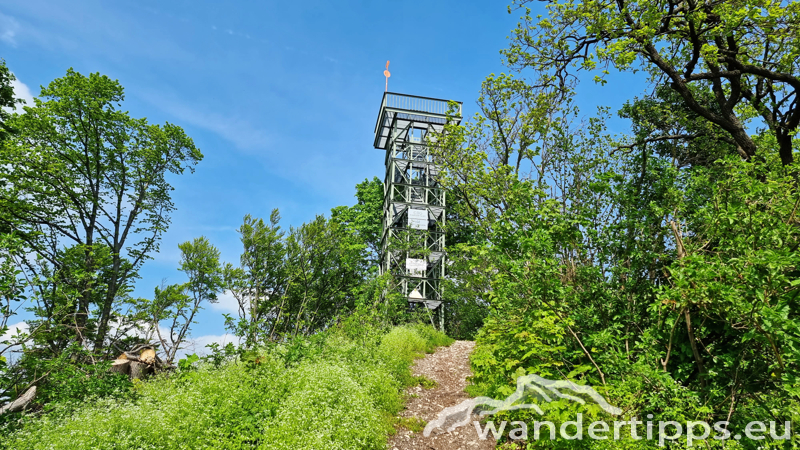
(372, 92, 462, 313)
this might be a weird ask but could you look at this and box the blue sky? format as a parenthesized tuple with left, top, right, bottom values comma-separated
(1, 0, 646, 353)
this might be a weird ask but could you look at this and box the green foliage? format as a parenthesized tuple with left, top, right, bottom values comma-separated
(456, 137, 800, 447)
(2, 323, 451, 449)
(505, 0, 800, 165)
(0, 344, 133, 434)
(0, 233, 27, 355)
(0, 59, 22, 142)
(260, 360, 386, 449)
(379, 324, 454, 387)
(406, 322, 455, 350)
(655, 156, 800, 417)
(176, 353, 199, 372)
(134, 237, 222, 365)
(331, 176, 384, 264)
(0, 68, 202, 352)
(223, 211, 369, 343)
(0, 68, 204, 429)
(20, 344, 133, 407)
(413, 375, 438, 389)
(223, 211, 286, 346)
(434, 37, 800, 445)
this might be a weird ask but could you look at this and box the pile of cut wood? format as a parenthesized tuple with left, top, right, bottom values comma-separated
(110, 345, 170, 380)
(1, 346, 170, 415)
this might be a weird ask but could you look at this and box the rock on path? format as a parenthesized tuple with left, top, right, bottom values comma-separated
(387, 340, 496, 450)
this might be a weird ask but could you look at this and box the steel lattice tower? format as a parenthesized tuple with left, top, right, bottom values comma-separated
(373, 92, 462, 311)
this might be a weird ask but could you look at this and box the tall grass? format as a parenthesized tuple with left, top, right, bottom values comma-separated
(2, 322, 453, 450)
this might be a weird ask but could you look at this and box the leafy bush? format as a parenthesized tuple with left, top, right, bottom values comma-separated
(379, 324, 453, 388)
(462, 156, 800, 448)
(407, 323, 455, 350)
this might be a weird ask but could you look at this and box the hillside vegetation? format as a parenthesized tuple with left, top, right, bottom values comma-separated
(3, 318, 451, 449)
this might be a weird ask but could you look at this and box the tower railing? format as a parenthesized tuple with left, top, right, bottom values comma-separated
(382, 92, 462, 117)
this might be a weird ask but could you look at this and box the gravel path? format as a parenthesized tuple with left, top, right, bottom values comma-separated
(387, 340, 496, 450)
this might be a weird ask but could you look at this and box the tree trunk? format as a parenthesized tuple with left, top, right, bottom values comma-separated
(93, 266, 121, 351)
(129, 361, 152, 380)
(109, 359, 131, 375)
(777, 131, 795, 166)
(140, 348, 156, 365)
(728, 126, 757, 161)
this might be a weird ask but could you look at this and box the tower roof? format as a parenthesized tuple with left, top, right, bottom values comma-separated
(373, 92, 462, 150)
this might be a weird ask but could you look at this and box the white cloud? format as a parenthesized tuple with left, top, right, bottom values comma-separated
(0, 29, 15, 47)
(1, 321, 29, 342)
(1, 321, 30, 364)
(211, 290, 246, 316)
(140, 91, 269, 151)
(177, 333, 237, 359)
(10, 75, 35, 111)
(0, 13, 20, 47)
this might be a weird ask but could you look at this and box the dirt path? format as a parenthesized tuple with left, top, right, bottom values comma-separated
(388, 340, 496, 450)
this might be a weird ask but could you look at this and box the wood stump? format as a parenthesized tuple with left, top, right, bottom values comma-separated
(129, 361, 152, 380)
(110, 359, 131, 375)
(108, 346, 166, 381)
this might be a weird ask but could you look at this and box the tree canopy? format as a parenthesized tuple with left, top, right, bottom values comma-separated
(0, 69, 202, 352)
(506, 0, 800, 165)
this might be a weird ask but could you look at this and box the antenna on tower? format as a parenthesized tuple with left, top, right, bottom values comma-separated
(383, 61, 391, 92)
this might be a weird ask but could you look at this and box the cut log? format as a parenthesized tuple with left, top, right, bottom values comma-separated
(110, 359, 131, 375)
(129, 361, 152, 380)
(0, 386, 36, 415)
(123, 351, 139, 361)
(140, 348, 156, 365)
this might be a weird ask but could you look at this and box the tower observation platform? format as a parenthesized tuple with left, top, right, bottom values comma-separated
(372, 92, 462, 311)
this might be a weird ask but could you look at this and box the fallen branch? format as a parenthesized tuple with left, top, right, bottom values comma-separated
(0, 386, 36, 415)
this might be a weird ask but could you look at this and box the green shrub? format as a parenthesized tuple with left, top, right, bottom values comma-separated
(0, 344, 134, 435)
(391, 416, 427, 433)
(407, 323, 455, 351)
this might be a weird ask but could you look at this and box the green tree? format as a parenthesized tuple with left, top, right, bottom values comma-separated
(280, 216, 366, 337)
(0, 59, 27, 362)
(221, 211, 367, 344)
(223, 211, 287, 346)
(164, 237, 222, 363)
(0, 59, 22, 143)
(136, 238, 222, 364)
(436, 56, 800, 445)
(0, 69, 202, 352)
(331, 176, 384, 265)
(506, 0, 800, 165)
